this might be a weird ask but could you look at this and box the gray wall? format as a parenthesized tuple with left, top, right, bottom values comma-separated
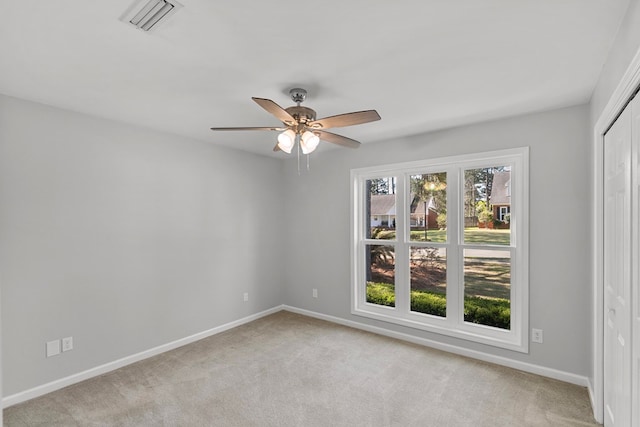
(282, 104, 592, 376)
(0, 97, 596, 396)
(0, 95, 285, 396)
(591, 0, 640, 124)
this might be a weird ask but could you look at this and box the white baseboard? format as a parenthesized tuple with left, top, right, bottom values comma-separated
(3, 304, 591, 411)
(283, 305, 590, 388)
(2, 305, 284, 409)
(587, 377, 602, 424)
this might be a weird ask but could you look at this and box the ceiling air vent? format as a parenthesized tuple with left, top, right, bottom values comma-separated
(120, 0, 183, 31)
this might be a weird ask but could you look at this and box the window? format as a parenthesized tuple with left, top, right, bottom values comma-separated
(351, 148, 529, 352)
(499, 206, 511, 222)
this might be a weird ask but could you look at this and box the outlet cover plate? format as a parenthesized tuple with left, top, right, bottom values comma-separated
(532, 328, 543, 343)
(46, 340, 61, 357)
(62, 336, 73, 352)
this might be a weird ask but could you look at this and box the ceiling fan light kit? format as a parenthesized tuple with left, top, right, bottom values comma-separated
(277, 129, 296, 154)
(211, 88, 381, 160)
(300, 130, 320, 154)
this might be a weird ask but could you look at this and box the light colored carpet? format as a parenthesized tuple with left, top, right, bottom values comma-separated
(4, 311, 598, 426)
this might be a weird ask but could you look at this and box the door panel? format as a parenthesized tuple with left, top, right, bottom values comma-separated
(631, 94, 640, 427)
(604, 104, 632, 427)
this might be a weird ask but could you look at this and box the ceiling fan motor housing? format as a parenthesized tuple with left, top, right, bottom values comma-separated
(285, 106, 316, 127)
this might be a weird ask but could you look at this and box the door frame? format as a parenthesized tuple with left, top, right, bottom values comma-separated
(593, 47, 640, 424)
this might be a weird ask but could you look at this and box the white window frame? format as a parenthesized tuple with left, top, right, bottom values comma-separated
(499, 206, 511, 221)
(350, 147, 529, 352)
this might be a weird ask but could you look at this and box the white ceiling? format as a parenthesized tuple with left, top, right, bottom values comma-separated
(0, 1, 631, 157)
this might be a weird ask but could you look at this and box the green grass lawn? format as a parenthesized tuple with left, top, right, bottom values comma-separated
(463, 257, 511, 299)
(366, 281, 510, 330)
(366, 227, 511, 329)
(374, 227, 510, 245)
(409, 229, 447, 242)
(462, 227, 510, 245)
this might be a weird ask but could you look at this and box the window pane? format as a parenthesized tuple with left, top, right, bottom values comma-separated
(410, 247, 446, 317)
(366, 177, 396, 240)
(366, 244, 395, 307)
(463, 249, 511, 330)
(409, 173, 447, 242)
(463, 167, 511, 245)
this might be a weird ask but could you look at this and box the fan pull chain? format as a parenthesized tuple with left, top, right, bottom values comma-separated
(297, 136, 301, 176)
(294, 134, 311, 175)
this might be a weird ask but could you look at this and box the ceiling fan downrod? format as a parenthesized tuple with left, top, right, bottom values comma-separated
(284, 88, 316, 129)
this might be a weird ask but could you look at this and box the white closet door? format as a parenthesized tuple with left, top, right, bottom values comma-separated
(631, 94, 640, 427)
(604, 102, 632, 427)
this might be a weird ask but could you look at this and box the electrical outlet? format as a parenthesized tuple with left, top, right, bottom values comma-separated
(243, 292, 249, 302)
(62, 336, 73, 352)
(312, 288, 318, 298)
(46, 340, 61, 357)
(532, 328, 543, 343)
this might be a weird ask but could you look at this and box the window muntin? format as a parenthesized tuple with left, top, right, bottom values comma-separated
(351, 148, 528, 352)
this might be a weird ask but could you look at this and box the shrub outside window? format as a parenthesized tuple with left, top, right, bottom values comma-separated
(350, 148, 529, 352)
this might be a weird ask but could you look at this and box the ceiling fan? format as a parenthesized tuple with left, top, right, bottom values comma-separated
(211, 88, 381, 154)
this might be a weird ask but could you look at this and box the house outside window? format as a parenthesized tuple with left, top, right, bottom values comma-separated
(351, 148, 529, 352)
(489, 171, 511, 224)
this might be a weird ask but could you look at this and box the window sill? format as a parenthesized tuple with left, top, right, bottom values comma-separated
(352, 306, 528, 353)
